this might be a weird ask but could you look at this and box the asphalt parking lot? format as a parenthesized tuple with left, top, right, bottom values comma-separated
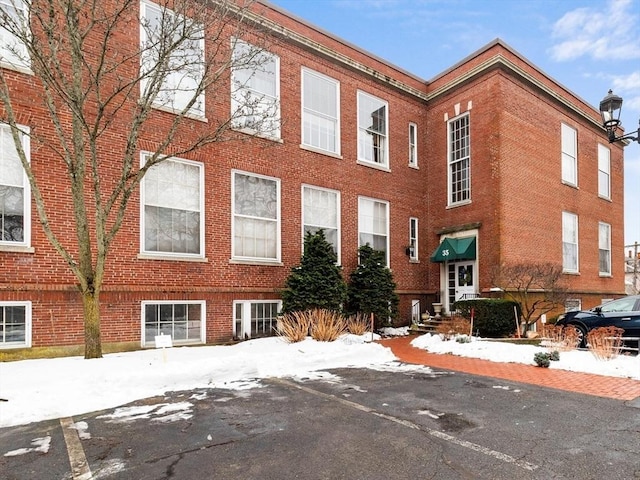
(2, 365, 640, 479)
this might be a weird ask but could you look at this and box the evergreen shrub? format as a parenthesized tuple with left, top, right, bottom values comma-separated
(453, 298, 521, 338)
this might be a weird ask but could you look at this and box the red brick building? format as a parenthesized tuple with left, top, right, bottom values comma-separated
(0, 1, 625, 354)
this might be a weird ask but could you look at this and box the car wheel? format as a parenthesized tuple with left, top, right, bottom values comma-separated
(571, 324, 587, 348)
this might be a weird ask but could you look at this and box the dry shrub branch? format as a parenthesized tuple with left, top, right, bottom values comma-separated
(544, 325, 580, 351)
(587, 326, 623, 360)
(435, 316, 471, 340)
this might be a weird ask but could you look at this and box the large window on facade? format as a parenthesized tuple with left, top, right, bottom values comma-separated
(561, 123, 577, 186)
(409, 217, 418, 261)
(142, 301, 204, 347)
(599, 222, 611, 276)
(140, 0, 205, 117)
(357, 91, 388, 167)
(0, 0, 29, 70)
(448, 114, 470, 205)
(358, 197, 389, 265)
(0, 301, 31, 348)
(231, 39, 280, 138)
(598, 144, 610, 199)
(562, 211, 579, 273)
(232, 171, 280, 261)
(302, 69, 339, 154)
(234, 300, 281, 339)
(141, 154, 203, 257)
(408, 123, 417, 167)
(0, 124, 30, 247)
(302, 185, 340, 261)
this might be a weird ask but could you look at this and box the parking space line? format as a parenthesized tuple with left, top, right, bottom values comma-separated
(273, 378, 539, 472)
(60, 417, 93, 480)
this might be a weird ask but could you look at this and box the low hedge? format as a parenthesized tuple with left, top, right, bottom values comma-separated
(452, 298, 521, 338)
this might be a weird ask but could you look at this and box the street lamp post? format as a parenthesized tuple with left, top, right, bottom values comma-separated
(599, 90, 640, 144)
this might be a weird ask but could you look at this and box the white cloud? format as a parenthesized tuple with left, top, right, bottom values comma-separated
(549, 0, 640, 61)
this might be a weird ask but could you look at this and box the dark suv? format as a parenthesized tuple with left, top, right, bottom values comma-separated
(555, 295, 640, 348)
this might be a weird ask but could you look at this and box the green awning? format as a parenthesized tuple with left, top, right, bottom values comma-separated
(430, 236, 476, 262)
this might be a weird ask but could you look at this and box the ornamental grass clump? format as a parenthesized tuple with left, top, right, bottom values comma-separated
(587, 326, 624, 360)
(346, 312, 370, 335)
(310, 309, 346, 342)
(277, 311, 311, 343)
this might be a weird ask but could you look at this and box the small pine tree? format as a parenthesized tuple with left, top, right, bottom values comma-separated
(347, 244, 399, 328)
(281, 230, 347, 313)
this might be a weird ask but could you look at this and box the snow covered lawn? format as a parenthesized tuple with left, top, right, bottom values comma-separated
(1, 331, 638, 429)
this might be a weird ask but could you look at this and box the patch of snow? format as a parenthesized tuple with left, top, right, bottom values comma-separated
(4, 436, 51, 457)
(412, 334, 640, 380)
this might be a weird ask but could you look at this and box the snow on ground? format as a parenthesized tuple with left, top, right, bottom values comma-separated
(1, 331, 638, 429)
(412, 333, 640, 380)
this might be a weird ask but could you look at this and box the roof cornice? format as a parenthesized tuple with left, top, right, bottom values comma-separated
(427, 53, 603, 131)
(250, 4, 602, 131)
(247, 4, 430, 101)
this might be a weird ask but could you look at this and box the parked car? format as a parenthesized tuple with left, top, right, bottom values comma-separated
(555, 295, 640, 348)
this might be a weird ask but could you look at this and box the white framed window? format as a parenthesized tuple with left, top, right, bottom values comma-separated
(231, 39, 280, 139)
(599, 222, 611, 276)
(598, 144, 610, 199)
(358, 196, 389, 266)
(140, 153, 204, 257)
(408, 217, 418, 261)
(0, 123, 30, 247)
(232, 170, 280, 262)
(233, 300, 281, 339)
(302, 68, 339, 154)
(448, 114, 470, 205)
(562, 211, 579, 273)
(142, 300, 205, 347)
(357, 91, 388, 167)
(140, 0, 205, 117)
(564, 298, 581, 312)
(302, 185, 340, 262)
(561, 123, 577, 186)
(0, 301, 31, 348)
(408, 123, 417, 167)
(0, 0, 30, 71)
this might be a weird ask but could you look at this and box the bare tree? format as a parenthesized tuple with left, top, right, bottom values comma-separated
(491, 262, 568, 332)
(0, 0, 279, 358)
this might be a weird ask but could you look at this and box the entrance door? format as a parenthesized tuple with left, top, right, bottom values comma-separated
(447, 262, 476, 307)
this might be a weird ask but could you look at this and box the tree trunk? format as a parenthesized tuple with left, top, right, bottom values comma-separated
(82, 291, 103, 359)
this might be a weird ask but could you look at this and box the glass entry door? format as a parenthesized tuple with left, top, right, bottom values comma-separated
(447, 261, 476, 308)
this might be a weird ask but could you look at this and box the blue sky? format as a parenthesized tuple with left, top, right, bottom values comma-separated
(269, 0, 640, 248)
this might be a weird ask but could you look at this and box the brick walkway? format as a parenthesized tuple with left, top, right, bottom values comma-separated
(378, 335, 640, 401)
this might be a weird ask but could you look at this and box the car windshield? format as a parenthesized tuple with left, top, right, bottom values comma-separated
(599, 297, 638, 313)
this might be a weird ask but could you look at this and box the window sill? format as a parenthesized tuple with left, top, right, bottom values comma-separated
(408, 164, 419, 170)
(598, 195, 612, 202)
(151, 103, 208, 123)
(229, 258, 283, 267)
(0, 245, 35, 254)
(232, 126, 283, 143)
(562, 270, 580, 275)
(300, 144, 342, 160)
(561, 180, 579, 189)
(409, 259, 420, 264)
(446, 200, 472, 209)
(0, 61, 32, 75)
(137, 253, 208, 262)
(356, 160, 390, 172)
(599, 273, 612, 277)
